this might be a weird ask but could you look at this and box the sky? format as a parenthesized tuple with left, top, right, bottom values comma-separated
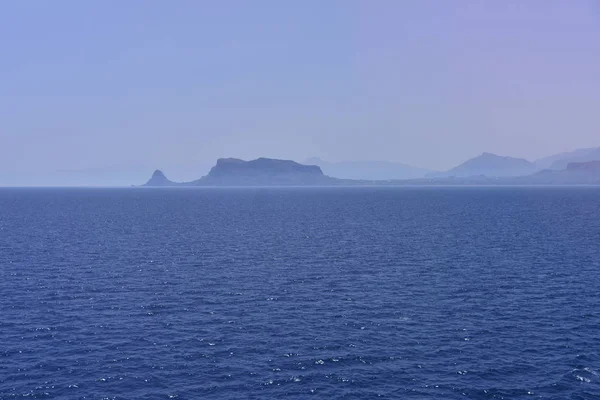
(1, 1, 600, 184)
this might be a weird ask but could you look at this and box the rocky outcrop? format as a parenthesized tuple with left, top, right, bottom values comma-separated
(141, 159, 336, 186)
(201, 158, 331, 185)
(143, 170, 177, 186)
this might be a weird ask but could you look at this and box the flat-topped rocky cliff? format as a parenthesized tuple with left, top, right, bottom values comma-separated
(143, 158, 336, 186)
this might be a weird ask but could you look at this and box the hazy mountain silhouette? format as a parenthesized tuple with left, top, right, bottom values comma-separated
(432, 152, 538, 178)
(419, 160, 600, 185)
(523, 161, 600, 184)
(141, 152, 600, 187)
(534, 147, 598, 169)
(142, 157, 600, 187)
(304, 157, 432, 180)
(143, 158, 335, 186)
(534, 146, 600, 170)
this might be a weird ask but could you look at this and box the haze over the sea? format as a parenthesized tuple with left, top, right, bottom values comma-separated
(2, 1, 600, 185)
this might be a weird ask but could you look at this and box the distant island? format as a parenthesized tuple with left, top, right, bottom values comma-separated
(144, 158, 339, 186)
(142, 155, 600, 187)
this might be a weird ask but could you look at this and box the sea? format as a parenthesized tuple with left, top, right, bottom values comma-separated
(1, 187, 599, 399)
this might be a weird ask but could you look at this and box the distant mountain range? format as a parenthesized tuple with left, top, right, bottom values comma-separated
(523, 160, 600, 184)
(534, 147, 600, 170)
(305, 146, 600, 181)
(428, 146, 600, 179)
(304, 157, 432, 180)
(143, 153, 600, 187)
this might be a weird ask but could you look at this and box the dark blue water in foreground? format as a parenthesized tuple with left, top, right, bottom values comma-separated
(1, 187, 600, 399)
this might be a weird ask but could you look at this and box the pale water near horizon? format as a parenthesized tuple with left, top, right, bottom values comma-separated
(1, 187, 599, 399)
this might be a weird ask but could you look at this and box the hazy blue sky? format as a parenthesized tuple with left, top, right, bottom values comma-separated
(1, 1, 600, 183)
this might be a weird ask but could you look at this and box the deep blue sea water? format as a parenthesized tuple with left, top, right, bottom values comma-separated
(1, 187, 600, 400)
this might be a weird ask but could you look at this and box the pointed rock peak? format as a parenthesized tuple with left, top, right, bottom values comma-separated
(143, 169, 175, 186)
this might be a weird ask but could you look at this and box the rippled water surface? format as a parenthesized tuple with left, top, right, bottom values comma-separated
(1, 187, 600, 399)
